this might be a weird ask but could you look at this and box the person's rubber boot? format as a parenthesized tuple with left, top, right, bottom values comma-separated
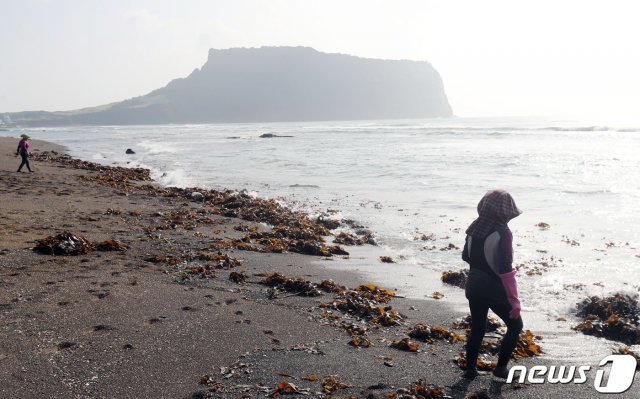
(463, 367, 479, 379)
(493, 365, 509, 379)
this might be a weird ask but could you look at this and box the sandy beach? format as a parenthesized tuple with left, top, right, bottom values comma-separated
(0, 137, 635, 399)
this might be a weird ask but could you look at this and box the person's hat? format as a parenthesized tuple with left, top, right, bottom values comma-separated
(20, 133, 30, 139)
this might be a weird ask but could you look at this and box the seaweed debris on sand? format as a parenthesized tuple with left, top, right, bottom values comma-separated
(383, 379, 446, 399)
(453, 330, 543, 371)
(573, 293, 640, 345)
(33, 231, 127, 255)
(441, 269, 469, 288)
(408, 323, 465, 344)
(320, 284, 403, 326)
(30, 151, 374, 259)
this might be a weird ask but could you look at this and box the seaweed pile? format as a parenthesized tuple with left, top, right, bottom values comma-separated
(383, 379, 446, 399)
(152, 209, 214, 231)
(262, 273, 323, 297)
(441, 269, 469, 288)
(333, 231, 376, 246)
(318, 279, 346, 294)
(33, 231, 127, 255)
(30, 151, 151, 191)
(321, 375, 349, 393)
(453, 330, 542, 371)
(32, 150, 375, 259)
(154, 250, 242, 279)
(408, 324, 465, 344)
(320, 285, 403, 326)
(453, 352, 496, 371)
(232, 228, 350, 256)
(573, 294, 640, 345)
(95, 239, 127, 252)
(390, 338, 420, 352)
(228, 271, 247, 283)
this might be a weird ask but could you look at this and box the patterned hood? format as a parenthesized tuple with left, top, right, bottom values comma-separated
(465, 189, 522, 238)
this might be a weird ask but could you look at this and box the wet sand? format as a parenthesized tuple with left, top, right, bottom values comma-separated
(0, 137, 634, 398)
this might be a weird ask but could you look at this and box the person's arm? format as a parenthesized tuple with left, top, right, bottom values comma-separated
(462, 236, 470, 264)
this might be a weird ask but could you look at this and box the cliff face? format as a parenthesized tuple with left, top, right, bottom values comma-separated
(7, 47, 452, 126)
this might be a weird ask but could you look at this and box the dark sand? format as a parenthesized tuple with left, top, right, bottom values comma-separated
(0, 137, 635, 398)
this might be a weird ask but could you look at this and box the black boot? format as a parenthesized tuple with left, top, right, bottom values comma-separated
(493, 365, 509, 379)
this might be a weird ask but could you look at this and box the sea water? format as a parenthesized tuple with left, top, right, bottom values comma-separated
(4, 117, 640, 361)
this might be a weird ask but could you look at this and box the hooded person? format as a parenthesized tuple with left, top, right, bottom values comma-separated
(461, 189, 523, 379)
(16, 133, 33, 172)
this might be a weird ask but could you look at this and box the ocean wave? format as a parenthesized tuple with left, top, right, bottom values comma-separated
(561, 189, 612, 195)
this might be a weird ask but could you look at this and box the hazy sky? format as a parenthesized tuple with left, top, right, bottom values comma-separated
(2, 0, 640, 119)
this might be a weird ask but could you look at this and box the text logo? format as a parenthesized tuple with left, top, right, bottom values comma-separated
(507, 355, 636, 394)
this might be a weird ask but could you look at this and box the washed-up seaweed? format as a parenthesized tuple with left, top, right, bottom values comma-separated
(471, 330, 543, 360)
(34, 231, 94, 255)
(573, 294, 640, 345)
(390, 337, 420, 352)
(348, 335, 372, 348)
(144, 255, 180, 266)
(229, 271, 247, 284)
(262, 273, 323, 297)
(384, 379, 447, 399)
(33, 232, 125, 255)
(321, 375, 349, 393)
(185, 252, 241, 269)
(515, 255, 561, 276)
(333, 231, 376, 246)
(465, 389, 491, 399)
(95, 239, 127, 252)
(199, 375, 223, 392)
(453, 352, 496, 371)
(317, 216, 341, 230)
(154, 209, 214, 231)
(318, 280, 346, 294)
(439, 243, 459, 251)
(320, 285, 402, 326)
(512, 330, 544, 358)
(441, 269, 468, 288)
(31, 151, 151, 182)
(33, 150, 374, 260)
(408, 324, 465, 344)
(269, 381, 309, 397)
(431, 291, 444, 300)
(451, 315, 503, 333)
(343, 322, 367, 336)
(185, 264, 216, 279)
(413, 233, 436, 241)
(147, 249, 241, 271)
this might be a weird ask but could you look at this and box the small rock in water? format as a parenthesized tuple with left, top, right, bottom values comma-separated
(125, 148, 135, 154)
(191, 192, 204, 200)
(536, 222, 550, 230)
(259, 133, 293, 138)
